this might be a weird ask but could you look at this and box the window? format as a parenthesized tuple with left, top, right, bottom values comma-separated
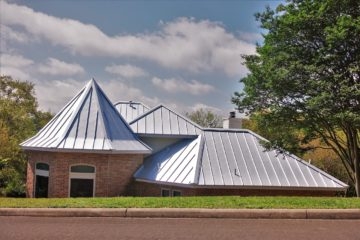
(35, 163, 49, 198)
(161, 188, 182, 197)
(172, 190, 182, 197)
(36, 163, 49, 171)
(161, 189, 170, 197)
(69, 165, 95, 197)
(71, 165, 95, 173)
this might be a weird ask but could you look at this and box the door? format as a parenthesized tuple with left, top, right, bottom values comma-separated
(35, 175, 49, 198)
(70, 178, 94, 197)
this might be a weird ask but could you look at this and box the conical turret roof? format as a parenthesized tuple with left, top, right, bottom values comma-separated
(21, 79, 151, 154)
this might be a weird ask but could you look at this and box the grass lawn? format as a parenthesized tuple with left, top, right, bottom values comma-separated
(0, 196, 359, 209)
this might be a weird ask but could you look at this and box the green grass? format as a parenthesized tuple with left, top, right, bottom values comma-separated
(0, 196, 360, 209)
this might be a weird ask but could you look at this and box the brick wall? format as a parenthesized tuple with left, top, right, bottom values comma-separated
(26, 150, 339, 198)
(26, 151, 143, 198)
(132, 181, 339, 197)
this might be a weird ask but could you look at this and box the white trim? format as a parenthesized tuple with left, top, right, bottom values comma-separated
(69, 172, 95, 179)
(35, 169, 49, 177)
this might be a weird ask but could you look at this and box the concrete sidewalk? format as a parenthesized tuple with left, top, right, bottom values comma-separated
(0, 208, 360, 219)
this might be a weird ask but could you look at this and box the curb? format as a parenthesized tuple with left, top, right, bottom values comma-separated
(1, 208, 360, 219)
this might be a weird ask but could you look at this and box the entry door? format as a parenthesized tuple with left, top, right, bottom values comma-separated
(35, 175, 49, 198)
(70, 179, 94, 197)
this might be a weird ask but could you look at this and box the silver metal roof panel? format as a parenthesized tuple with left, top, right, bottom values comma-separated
(197, 129, 347, 190)
(130, 105, 202, 136)
(135, 128, 347, 190)
(134, 135, 201, 184)
(114, 101, 150, 123)
(21, 79, 151, 154)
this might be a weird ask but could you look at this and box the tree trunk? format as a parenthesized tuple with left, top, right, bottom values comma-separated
(354, 142, 360, 197)
(352, 130, 360, 197)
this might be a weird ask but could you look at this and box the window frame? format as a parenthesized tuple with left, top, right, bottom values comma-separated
(34, 162, 50, 198)
(35, 162, 49, 177)
(69, 164, 96, 197)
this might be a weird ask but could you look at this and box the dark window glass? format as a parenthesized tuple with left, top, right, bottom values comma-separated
(71, 165, 95, 173)
(36, 163, 49, 171)
(70, 179, 94, 197)
(172, 190, 182, 197)
(35, 175, 48, 198)
(161, 189, 170, 197)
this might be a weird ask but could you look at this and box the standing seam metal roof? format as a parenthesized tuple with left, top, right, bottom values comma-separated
(134, 128, 347, 190)
(21, 79, 151, 153)
(134, 135, 202, 184)
(114, 101, 150, 123)
(129, 105, 202, 136)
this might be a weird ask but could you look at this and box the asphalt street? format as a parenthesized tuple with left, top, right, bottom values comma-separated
(0, 216, 360, 240)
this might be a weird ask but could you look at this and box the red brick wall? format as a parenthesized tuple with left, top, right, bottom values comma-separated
(26, 151, 143, 198)
(132, 181, 339, 197)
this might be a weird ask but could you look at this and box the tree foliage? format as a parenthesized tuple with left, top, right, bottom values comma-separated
(233, 0, 360, 195)
(186, 108, 223, 128)
(0, 75, 53, 196)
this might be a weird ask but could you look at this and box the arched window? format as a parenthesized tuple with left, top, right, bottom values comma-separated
(69, 164, 95, 197)
(35, 163, 49, 198)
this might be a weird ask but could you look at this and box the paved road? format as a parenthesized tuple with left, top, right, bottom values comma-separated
(0, 216, 359, 240)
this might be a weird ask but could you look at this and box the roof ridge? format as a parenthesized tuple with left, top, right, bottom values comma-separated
(130, 104, 203, 131)
(114, 100, 150, 109)
(129, 104, 162, 125)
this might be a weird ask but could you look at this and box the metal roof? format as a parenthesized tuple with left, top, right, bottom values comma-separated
(134, 135, 201, 184)
(197, 129, 347, 190)
(135, 128, 347, 190)
(130, 105, 202, 136)
(114, 101, 150, 123)
(21, 79, 151, 154)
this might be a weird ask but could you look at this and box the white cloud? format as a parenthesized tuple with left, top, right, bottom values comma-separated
(190, 103, 222, 114)
(0, 53, 34, 80)
(0, 66, 31, 80)
(105, 64, 148, 78)
(237, 31, 263, 43)
(38, 58, 85, 76)
(0, 25, 31, 44)
(151, 77, 215, 95)
(101, 80, 160, 108)
(0, 53, 34, 67)
(34, 78, 86, 112)
(2, 2, 256, 77)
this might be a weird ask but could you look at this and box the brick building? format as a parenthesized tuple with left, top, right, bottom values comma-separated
(21, 79, 348, 197)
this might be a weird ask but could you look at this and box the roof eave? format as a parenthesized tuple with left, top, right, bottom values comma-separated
(21, 146, 152, 155)
(134, 178, 348, 191)
(137, 133, 199, 138)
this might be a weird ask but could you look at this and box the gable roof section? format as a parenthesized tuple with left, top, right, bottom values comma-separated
(134, 128, 347, 191)
(134, 135, 202, 184)
(21, 79, 151, 154)
(114, 101, 150, 123)
(129, 105, 202, 136)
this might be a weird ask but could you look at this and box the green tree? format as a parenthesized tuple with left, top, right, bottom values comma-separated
(232, 0, 360, 195)
(186, 108, 223, 128)
(0, 75, 53, 196)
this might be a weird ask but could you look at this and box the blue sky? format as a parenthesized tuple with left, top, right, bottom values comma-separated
(0, 0, 282, 115)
